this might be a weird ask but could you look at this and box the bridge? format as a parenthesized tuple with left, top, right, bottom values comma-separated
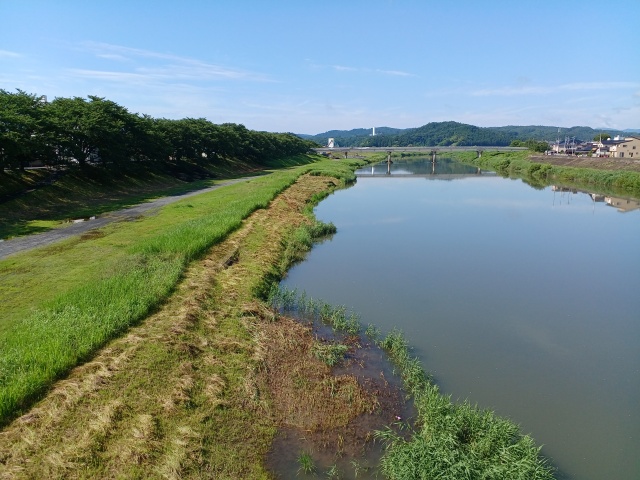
(313, 146, 526, 156)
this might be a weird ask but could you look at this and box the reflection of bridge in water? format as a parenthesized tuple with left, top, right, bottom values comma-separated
(356, 156, 497, 179)
(357, 172, 498, 180)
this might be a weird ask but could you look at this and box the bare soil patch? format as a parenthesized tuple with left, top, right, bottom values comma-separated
(530, 155, 640, 172)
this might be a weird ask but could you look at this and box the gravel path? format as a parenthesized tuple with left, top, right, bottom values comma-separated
(0, 177, 253, 260)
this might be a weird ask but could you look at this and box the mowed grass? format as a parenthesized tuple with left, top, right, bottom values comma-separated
(0, 157, 365, 425)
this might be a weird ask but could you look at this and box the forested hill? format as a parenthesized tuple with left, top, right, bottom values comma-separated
(302, 122, 629, 147)
(297, 126, 404, 139)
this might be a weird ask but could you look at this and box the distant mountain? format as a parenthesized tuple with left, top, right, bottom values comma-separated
(299, 122, 631, 147)
(300, 126, 406, 141)
(622, 128, 640, 134)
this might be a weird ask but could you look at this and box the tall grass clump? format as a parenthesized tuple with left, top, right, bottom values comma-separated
(269, 286, 360, 335)
(305, 158, 370, 184)
(297, 450, 316, 475)
(0, 254, 184, 421)
(375, 329, 555, 480)
(277, 220, 336, 275)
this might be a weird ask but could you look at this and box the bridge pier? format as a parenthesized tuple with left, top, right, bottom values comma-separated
(387, 151, 393, 175)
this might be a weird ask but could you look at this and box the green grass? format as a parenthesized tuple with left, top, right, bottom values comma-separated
(311, 342, 349, 367)
(374, 329, 555, 480)
(0, 155, 314, 239)
(297, 450, 316, 475)
(268, 286, 361, 335)
(0, 156, 362, 426)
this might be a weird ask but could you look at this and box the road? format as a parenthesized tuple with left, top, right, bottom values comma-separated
(0, 177, 253, 260)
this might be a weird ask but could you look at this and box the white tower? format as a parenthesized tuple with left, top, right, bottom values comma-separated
(372, 127, 376, 136)
(328, 138, 335, 148)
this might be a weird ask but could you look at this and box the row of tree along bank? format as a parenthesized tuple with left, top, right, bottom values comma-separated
(0, 89, 317, 171)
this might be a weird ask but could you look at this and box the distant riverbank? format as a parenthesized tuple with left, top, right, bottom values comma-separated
(447, 150, 640, 198)
(529, 154, 640, 172)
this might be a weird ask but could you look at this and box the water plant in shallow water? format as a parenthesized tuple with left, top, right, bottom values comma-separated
(312, 341, 349, 366)
(326, 463, 341, 478)
(297, 450, 316, 475)
(269, 286, 360, 334)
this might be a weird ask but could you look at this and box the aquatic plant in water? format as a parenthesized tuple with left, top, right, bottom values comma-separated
(297, 450, 316, 475)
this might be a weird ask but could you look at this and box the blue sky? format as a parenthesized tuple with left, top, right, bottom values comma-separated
(2, 0, 639, 134)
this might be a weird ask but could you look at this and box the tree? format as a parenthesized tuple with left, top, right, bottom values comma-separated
(511, 139, 547, 152)
(45, 96, 93, 167)
(593, 133, 611, 142)
(0, 89, 49, 170)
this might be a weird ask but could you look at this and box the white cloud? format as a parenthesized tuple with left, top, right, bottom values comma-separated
(472, 81, 640, 97)
(0, 50, 21, 58)
(375, 69, 413, 77)
(78, 41, 271, 82)
(332, 64, 358, 72)
(328, 63, 414, 77)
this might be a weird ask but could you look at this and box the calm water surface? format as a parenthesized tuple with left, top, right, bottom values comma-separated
(282, 158, 640, 480)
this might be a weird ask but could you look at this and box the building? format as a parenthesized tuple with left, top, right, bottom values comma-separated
(607, 136, 640, 158)
(594, 137, 624, 157)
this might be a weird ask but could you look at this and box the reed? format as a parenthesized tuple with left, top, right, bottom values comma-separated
(297, 450, 316, 475)
(268, 286, 360, 335)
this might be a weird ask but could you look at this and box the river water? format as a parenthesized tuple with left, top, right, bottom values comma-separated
(282, 158, 640, 480)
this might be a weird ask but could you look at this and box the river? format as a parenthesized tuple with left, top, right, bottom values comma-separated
(282, 158, 640, 480)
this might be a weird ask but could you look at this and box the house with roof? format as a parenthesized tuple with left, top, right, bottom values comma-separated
(607, 136, 640, 158)
(594, 137, 622, 157)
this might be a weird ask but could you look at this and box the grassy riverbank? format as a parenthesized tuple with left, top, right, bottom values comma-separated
(449, 150, 640, 198)
(0, 155, 317, 239)
(0, 156, 361, 424)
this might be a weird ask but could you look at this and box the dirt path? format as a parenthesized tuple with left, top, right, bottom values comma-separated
(0, 177, 252, 260)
